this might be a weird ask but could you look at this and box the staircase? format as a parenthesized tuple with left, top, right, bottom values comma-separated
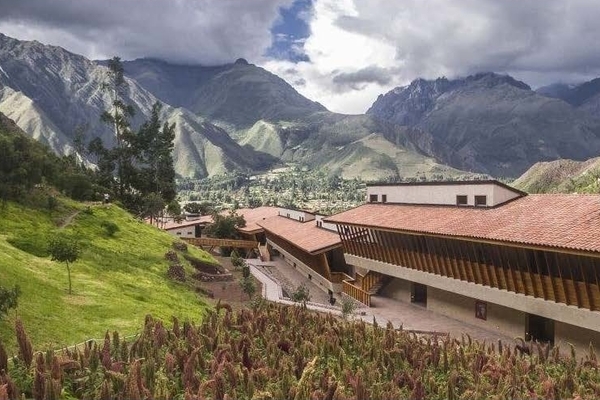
(367, 274, 393, 295)
(342, 271, 391, 306)
(258, 244, 271, 262)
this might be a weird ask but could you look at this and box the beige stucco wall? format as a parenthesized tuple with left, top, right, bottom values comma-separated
(428, 287, 525, 339)
(380, 277, 411, 302)
(268, 239, 333, 293)
(367, 183, 521, 206)
(345, 254, 600, 334)
(555, 322, 600, 358)
(166, 225, 197, 238)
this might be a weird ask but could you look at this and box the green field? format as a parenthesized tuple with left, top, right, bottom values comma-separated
(0, 193, 213, 353)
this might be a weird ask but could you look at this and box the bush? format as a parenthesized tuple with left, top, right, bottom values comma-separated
(291, 283, 311, 308)
(0, 284, 20, 320)
(164, 250, 179, 263)
(240, 276, 256, 300)
(172, 241, 188, 252)
(341, 295, 357, 320)
(100, 220, 120, 237)
(241, 264, 250, 278)
(167, 264, 186, 282)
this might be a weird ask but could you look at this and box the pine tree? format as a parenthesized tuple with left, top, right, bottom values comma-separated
(100, 56, 136, 200)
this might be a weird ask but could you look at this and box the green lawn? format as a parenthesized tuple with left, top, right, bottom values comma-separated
(0, 196, 213, 353)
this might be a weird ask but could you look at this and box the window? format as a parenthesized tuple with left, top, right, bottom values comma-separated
(456, 195, 468, 206)
(317, 221, 322, 227)
(187, 231, 192, 235)
(474, 195, 487, 206)
(475, 301, 487, 320)
(381, 194, 387, 203)
(369, 194, 378, 203)
(176, 232, 181, 235)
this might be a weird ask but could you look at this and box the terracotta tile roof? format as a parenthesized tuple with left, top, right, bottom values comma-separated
(325, 194, 600, 253)
(258, 216, 341, 254)
(234, 207, 280, 233)
(162, 216, 212, 231)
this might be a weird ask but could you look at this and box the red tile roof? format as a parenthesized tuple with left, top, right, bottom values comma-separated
(235, 207, 280, 233)
(258, 216, 341, 254)
(162, 216, 212, 231)
(325, 194, 600, 253)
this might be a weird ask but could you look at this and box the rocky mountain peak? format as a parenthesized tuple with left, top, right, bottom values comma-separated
(464, 72, 531, 91)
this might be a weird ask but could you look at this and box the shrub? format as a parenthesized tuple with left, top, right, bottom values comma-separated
(100, 220, 119, 237)
(241, 263, 250, 278)
(0, 284, 20, 320)
(164, 250, 179, 263)
(172, 241, 188, 252)
(291, 283, 311, 308)
(167, 264, 186, 282)
(341, 295, 357, 320)
(239, 276, 256, 300)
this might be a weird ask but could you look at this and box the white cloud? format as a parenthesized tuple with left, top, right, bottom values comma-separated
(3, 0, 600, 114)
(264, 0, 600, 114)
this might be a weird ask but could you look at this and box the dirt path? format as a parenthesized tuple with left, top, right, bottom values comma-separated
(59, 210, 81, 229)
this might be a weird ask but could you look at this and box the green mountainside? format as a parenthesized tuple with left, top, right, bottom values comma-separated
(0, 115, 213, 350)
(0, 197, 212, 352)
(512, 157, 600, 194)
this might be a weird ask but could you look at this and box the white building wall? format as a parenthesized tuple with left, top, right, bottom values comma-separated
(344, 254, 600, 335)
(267, 238, 334, 293)
(367, 183, 521, 207)
(427, 287, 525, 339)
(380, 277, 411, 302)
(166, 225, 197, 238)
(278, 208, 315, 222)
(555, 321, 600, 357)
(315, 215, 338, 232)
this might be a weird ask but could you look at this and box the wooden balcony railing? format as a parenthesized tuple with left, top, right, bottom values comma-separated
(331, 272, 353, 284)
(342, 280, 371, 307)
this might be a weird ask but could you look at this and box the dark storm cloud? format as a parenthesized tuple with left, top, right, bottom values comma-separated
(332, 65, 393, 92)
(331, 0, 600, 87)
(0, 0, 293, 64)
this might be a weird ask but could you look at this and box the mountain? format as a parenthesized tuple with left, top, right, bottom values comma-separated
(536, 78, 600, 116)
(0, 33, 276, 178)
(368, 73, 600, 177)
(0, 33, 468, 182)
(118, 58, 468, 180)
(119, 58, 326, 128)
(512, 157, 600, 194)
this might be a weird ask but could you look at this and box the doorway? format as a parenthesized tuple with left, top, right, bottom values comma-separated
(526, 314, 554, 344)
(411, 283, 427, 306)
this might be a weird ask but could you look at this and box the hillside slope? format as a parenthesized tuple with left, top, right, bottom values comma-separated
(512, 157, 600, 193)
(0, 197, 213, 352)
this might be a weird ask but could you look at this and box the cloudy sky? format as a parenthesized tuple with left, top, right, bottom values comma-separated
(1, 0, 600, 114)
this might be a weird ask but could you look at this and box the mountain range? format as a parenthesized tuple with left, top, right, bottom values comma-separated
(2, 32, 600, 181)
(368, 73, 600, 177)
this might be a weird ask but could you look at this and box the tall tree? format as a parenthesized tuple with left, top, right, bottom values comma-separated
(101, 56, 136, 200)
(137, 102, 176, 204)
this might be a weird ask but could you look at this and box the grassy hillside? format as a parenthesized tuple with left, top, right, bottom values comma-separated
(512, 157, 600, 193)
(0, 192, 214, 352)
